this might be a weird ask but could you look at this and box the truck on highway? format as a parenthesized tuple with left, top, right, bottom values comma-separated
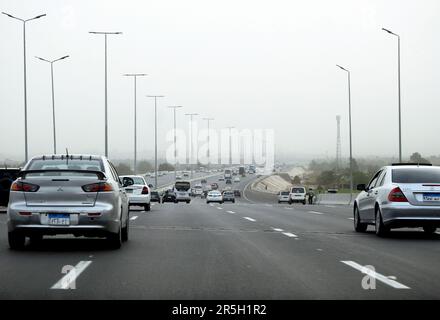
(248, 164, 256, 174)
(239, 166, 246, 177)
(224, 169, 232, 179)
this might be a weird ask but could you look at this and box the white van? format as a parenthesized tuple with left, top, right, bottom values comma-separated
(289, 186, 306, 205)
(174, 181, 191, 203)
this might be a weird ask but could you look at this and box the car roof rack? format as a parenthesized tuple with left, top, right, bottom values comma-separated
(391, 163, 432, 166)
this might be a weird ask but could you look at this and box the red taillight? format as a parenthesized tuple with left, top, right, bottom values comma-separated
(82, 182, 113, 192)
(388, 187, 408, 202)
(19, 212, 32, 216)
(142, 186, 149, 194)
(11, 181, 40, 192)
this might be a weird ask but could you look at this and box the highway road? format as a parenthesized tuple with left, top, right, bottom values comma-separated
(1, 173, 440, 299)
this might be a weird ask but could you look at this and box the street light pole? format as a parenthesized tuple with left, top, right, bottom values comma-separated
(203, 118, 214, 171)
(227, 126, 235, 167)
(382, 27, 402, 162)
(124, 74, 147, 174)
(147, 95, 165, 189)
(336, 65, 353, 202)
(168, 106, 183, 180)
(2, 12, 46, 162)
(35, 55, 69, 154)
(185, 113, 199, 179)
(89, 31, 122, 158)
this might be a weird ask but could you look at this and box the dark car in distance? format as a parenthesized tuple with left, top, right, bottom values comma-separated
(222, 191, 235, 203)
(162, 190, 177, 203)
(150, 191, 161, 203)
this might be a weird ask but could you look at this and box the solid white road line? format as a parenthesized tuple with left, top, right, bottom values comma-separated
(308, 211, 324, 215)
(282, 232, 298, 238)
(284, 207, 294, 210)
(325, 205, 336, 208)
(341, 261, 410, 289)
(226, 210, 235, 214)
(243, 217, 256, 222)
(51, 261, 92, 290)
(130, 216, 138, 220)
(271, 227, 284, 232)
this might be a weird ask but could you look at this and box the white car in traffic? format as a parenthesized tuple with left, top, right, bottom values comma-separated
(120, 175, 151, 211)
(206, 190, 223, 204)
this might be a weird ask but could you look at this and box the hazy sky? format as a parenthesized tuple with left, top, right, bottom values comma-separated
(1, 0, 439, 163)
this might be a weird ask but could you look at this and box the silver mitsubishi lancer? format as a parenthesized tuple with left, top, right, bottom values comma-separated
(6, 154, 133, 249)
(354, 163, 440, 236)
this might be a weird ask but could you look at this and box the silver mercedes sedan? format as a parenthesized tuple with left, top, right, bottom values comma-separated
(354, 164, 440, 236)
(7, 155, 132, 249)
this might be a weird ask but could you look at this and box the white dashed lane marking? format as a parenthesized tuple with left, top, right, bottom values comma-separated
(51, 261, 92, 290)
(130, 216, 138, 221)
(271, 227, 284, 232)
(341, 261, 410, 289)
(308, 211, 324, 215)
(282, 232, 298, 238)
(348, 217, 354, 220)
(243, 217, 256, 222)
(226, 210, 235, 214)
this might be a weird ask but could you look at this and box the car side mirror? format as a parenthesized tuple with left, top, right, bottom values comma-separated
(148, 184, 154, 188)
(122, 177, 134, 188)
(356, 184, 366, 191)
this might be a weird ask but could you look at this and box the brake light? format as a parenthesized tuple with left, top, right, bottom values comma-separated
(82, 182, 113, 192)
(11, 181, 40, 192)
(388, 187, 408, 202)
(142, 186, 149, 194)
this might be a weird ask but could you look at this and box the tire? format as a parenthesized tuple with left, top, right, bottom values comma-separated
(278, 201, 281, 204)
(186, 200, 190, 204)
(302, 200, 306, 205)
(288, 201, 292, 205)
(107, 223, 122, 249)
(354, 206, 368, 232)
(206, 201, 209, 204)
(423, 226, 437, 234)
(29, 234, 43, 246)
(145, 203, 151, 212)
(375, 207, 389, 237)
(122, 218, 129, 242)
(232, 200, 235, 203)
(8, 231, 25, 250)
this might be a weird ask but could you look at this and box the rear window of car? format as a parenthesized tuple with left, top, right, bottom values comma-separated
(131, 177, 145, 185)
(291, 187, 305, 193)
(392, 168, 440, 183)
(26, 159, 104, 176)
(281, 191, 289, 195)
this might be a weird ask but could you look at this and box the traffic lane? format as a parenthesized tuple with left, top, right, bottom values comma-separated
(224, 200, 440, 298)
(47, 199, 415, 299)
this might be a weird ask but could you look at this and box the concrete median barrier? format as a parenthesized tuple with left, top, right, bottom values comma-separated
(315, 193, 354, 205)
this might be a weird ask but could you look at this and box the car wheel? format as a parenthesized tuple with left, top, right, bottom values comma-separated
(107, 223, 122, 249)
(145, 203, 151, 211)
(233, 200, 235, 203)
(8, 231, 25, 250)
(288, 201, 292, 205)
(423, 226, 437, 234)
(122, 218, 129, 242)
(206, 201, 209, 204)
(186, 200, 190, 204)
(29, 234, 43, 246)
(375, 207, 389, 237)
(354, 206, 368, 232)
(302, 200, 306, 205)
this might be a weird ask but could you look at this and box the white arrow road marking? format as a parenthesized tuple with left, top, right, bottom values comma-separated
(51, 261, 92, 290)
(308, 211, 324, 215)
(130, 216, 138, 220)
(341, 261, 410, 289)
(243, 217, 256, 222)
(282, 232, 298, 238)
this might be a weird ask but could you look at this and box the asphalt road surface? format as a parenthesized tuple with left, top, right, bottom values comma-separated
(1, 173, 440, 299)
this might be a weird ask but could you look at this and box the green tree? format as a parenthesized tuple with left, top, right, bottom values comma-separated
(137, 160, 154, 173)
(114, 163, 133, 175)
(159, 162, 175, 171)
(409, 152, 430, 164)
(316, 170, 337, 187)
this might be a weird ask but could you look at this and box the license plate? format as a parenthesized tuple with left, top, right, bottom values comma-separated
(423, 193, 440, 201)
(126, 189, 133, 193)
(48, 214, 70, 225)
